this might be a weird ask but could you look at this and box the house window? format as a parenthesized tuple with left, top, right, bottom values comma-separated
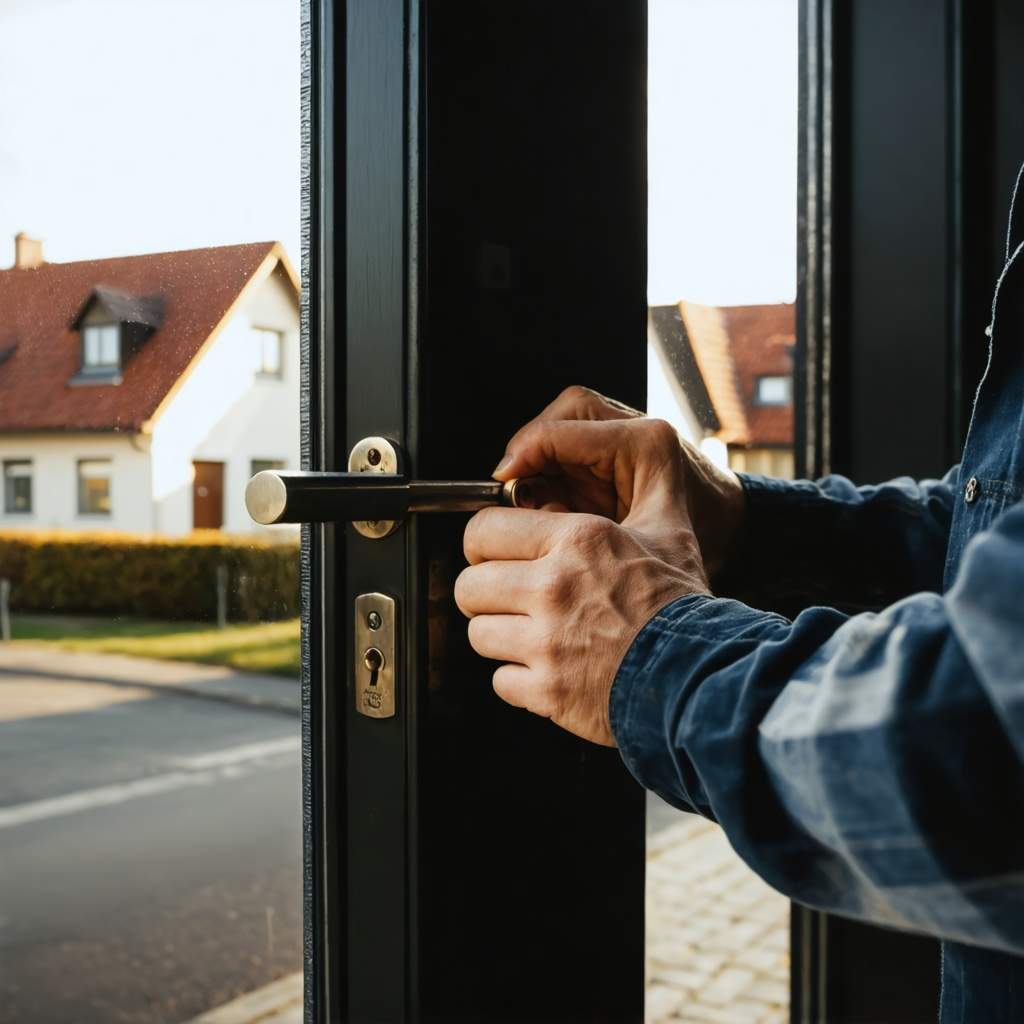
(3, 460, 32, 514)
(754, 374, 792, 406)
(251, 458, 286, 477)
(82, 323, 120, 371)
(253, 327, 284, 377)
(77, 459, 112, 515)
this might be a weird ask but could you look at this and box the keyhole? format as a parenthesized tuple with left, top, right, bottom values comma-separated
(363, 647, 384, 686)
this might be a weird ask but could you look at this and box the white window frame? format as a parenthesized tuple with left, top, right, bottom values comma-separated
(253, 326, 284, 378)
(77, 458, 113, 516)
(82, 323, 120, 371)
(754, 374, 792, 406)
(3, 459, 32, 514)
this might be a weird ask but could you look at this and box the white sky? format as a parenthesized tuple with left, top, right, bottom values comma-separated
(0, 0, 794, 306)
(648, 0, 797, 306)
(0, 0, 300, 268)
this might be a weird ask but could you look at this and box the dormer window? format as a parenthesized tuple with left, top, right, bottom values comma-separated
(82, 323, 120, 372)
(70, 286, 163, 386)
(754, 374, 792, 406)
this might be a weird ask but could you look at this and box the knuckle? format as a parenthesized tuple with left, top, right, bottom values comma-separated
(453, 567, 474, 616)
(492, 667, 521, 705)
(463, 508, 496, 562)
(466, 614, 485, 647)
(569, 513, 613, 546)
(538, 626, 564, 664)
(538, 565, 573, 607)
(560, 383, 593, 404)
(644, 417, 679, 448)
(491, 670, 510, 702)
(515, 420, 544, 449)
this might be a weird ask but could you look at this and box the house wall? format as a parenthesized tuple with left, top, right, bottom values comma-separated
(729, 446, 794, 479)
(150, 264, 300, 535)
(0, 432, 153, 531)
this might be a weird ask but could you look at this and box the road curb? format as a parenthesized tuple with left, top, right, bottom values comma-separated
(184, 971, 303, 1024)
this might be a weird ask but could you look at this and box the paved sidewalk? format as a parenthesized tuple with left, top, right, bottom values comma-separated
(0, 644, 299, 713)
(646, 814, 789, 1024)
(188, 815, 788, 1024)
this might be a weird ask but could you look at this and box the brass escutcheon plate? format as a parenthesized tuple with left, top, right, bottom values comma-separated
(347, 436, 401, 539)
(354, 592, 396, 718)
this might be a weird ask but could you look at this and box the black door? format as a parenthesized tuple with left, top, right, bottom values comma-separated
(302, 2, 648, 1021)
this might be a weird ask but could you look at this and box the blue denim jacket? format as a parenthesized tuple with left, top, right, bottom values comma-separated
(611, 171, 1024, 1021)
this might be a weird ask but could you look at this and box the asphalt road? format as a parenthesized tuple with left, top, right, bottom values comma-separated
(0, 669, 302, 1024)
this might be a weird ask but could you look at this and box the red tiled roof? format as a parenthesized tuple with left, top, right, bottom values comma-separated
(719, 303, 795, 446)
(0, 242, 285, 433)
(679, 300, 795, 447)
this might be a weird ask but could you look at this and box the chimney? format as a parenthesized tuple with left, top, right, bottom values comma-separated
(14, 232, 44, 270)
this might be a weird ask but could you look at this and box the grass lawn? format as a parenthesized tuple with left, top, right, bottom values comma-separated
(11, 614, 301, 678)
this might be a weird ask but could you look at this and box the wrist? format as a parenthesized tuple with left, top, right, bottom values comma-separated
(679, 444, 745, 576)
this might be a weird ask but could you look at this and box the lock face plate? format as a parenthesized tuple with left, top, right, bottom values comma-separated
(348, 436, 401, 539)
(354, 592, 397, 718)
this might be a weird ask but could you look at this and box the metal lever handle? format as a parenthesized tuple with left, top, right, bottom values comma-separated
(245, 470, 539, 526)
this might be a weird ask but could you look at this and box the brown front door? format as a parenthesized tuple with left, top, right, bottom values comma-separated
(192, 461, 224, 530)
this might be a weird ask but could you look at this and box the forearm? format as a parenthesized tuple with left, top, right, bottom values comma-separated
(712, 470, 957, 617)
(612, 504, 1024, 952)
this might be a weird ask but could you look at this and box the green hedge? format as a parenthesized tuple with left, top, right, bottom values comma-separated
(0, 529, 299, 622)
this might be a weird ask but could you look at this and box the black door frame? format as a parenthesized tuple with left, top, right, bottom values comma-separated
(795, 1, 957, 1019)
(301, 3, 649, 1021)
(303, 1, 419, 1018)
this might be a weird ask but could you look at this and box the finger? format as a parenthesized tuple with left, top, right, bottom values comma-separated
(463, 507, 569, 565)
(491, 663, 548, 713)
(533, 385, 641, 424)
(467, 614, 536, 664)
(493, 387, 640, 477)
(495, 419, 652, 494)
(503, 419, 686, 520)
(454, 561, 540, 617)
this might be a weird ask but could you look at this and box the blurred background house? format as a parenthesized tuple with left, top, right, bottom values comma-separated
(648, 300, 795, 477)
(0, 236, 299, 535)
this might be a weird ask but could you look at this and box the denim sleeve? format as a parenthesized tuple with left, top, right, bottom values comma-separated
(612, 501, 1024, 953)
(713, 469, 958, 616)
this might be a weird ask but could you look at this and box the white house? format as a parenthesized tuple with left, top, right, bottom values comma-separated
(0, 235, 300, 535)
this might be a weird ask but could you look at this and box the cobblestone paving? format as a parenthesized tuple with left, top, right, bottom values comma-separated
(647, 814, 790, 1024)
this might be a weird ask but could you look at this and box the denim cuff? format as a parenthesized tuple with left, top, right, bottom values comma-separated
(609, 593, 713, 804)
(609, 590, 792, 811)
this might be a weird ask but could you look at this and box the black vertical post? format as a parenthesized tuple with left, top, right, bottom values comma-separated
(794, 0, 1001, 1020)
(304, 2, 649, 1021)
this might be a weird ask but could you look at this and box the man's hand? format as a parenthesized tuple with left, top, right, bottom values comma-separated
(456, 391, 721, 746)
(494, 385, 746, 575)
(455, 507, 708, 746)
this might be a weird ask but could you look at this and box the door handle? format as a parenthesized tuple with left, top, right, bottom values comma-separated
(245, 471, 536, 524)
(244, 436, 540, 536)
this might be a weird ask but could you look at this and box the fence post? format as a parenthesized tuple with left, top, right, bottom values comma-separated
(216, 565, 228, 630)
(0, 578, 10, 642)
